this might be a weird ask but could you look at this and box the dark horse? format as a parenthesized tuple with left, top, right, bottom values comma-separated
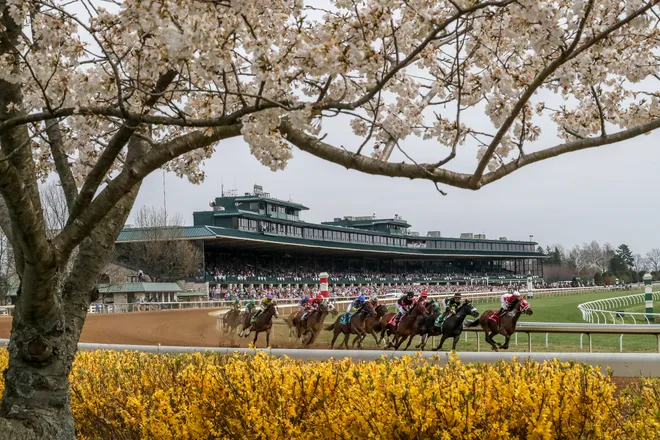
(300, 302, 338, 345)
(351, 304, 388, 348)
(465, 299, 533, 351)
(423, 301, 479, 351)
(325, 301, 376, 349)
(222, 308, 242, 335)
(243, 304, 279, 347)
(387, 302, 429, 351)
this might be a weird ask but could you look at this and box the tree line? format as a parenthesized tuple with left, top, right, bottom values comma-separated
(540, 241, 658, 285)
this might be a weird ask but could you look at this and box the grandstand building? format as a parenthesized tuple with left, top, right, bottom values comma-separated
(116, 185, 546, 287)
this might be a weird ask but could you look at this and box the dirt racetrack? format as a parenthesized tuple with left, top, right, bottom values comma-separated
(0, 309, 226, 347)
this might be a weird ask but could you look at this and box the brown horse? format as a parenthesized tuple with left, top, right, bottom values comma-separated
(300, 302, 338, 345)
(351, 304, 388, 348)
(222, 309, 242, 335)
(325, 301, 376, 349)
(285, 309, 305, 341)
(387, 302, 429, 351)
(374, 310, 397, 346)
(243, 304, 279, 347)
(465, 299, 533, 351)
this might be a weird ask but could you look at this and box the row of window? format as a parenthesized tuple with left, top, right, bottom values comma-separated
(237, 218, 535, 252)
(427, 240, 535, 252)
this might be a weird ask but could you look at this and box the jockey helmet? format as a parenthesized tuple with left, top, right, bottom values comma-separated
(358, 295, 366, 302)
(371, 295, 378, 301)
(420, 291, 428, 297)
(513, 291, 521, 298)
(454, 292, 462, 298)
(266, 294, 273, 300)
(406, 291, 415, 298)
(316, 294, 324, 300)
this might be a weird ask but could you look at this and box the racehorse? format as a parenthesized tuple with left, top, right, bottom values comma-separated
(285, 309, 304, 341)
(387, 301, 429, 351)
(374, 309, 397, 346)
(299, 301, 338, 345)
(325, 301, 376, 349)
(414, 300, 479, 351)
(222, 309, 242, 335)
(242, 303, 279, 347)
(351, 304, 388, 348)
(238, 310, 253, 337)
(465, 299, 533, 351)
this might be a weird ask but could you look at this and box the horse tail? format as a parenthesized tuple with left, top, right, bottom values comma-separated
(324, 322, 335, 331)
(465, 319, 481, 328)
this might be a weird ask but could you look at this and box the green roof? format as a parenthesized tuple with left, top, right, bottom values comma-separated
(235, 196, 309, 210)
(117, 226, 215, 242)
(98, 282, 183, 294)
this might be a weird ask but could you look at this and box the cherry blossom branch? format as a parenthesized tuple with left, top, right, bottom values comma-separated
(52, 123, 243, 256)
(471, 0, 657, 184)
(45, 119, 77, 210)
(590, 86, 607, 137)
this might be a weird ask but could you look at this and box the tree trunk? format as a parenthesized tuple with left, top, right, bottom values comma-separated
(0, 286, 78, 440)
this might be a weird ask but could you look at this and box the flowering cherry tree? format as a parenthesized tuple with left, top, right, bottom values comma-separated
(0, 0, 659, 437)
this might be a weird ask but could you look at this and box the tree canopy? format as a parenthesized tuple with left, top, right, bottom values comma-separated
(2, 1, 660, 438)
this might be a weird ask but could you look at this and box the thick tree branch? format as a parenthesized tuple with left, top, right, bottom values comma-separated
(52, 124, 243, 256)
(68, 70, 179, 224)
(280, 122, 473, 188)
(480, 116, 660, 187)
(45, 120, 77, 210)
(471, 0, 596, 184)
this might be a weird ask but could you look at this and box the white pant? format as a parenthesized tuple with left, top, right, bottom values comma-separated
(396, 303, 407, 315)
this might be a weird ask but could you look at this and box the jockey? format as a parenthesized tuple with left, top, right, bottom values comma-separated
(495, 291, 521, 318)
(369, 295, 379, 307)
(302, 294, 325, 322)
(394, 291, 416, 324)
(254, 294, 274, 319)
(299, 295, 311, 311)
(442, 292, 462, 316)
(345, 295, 366, 317)
(415, 291, 430, 307)
(244, 299, 257, 314)
(230, 299, 241, 311)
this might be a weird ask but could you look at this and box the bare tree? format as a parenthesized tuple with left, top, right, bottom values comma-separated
(113, 207, 203, 282)
(0, 1, 659, 438)
(567, 244, 589, 275)
(40, 183, 69, 233)
(633, 253, 648, 273)
(646, 249, 660, 272)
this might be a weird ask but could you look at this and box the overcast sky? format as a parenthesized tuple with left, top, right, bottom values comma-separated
(128, 116, 659, 255)
(121, 2, 660, 257)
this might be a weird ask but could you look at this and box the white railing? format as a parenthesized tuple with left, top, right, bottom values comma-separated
(0, 339, 656, 377)
(578, 291, 660, 324)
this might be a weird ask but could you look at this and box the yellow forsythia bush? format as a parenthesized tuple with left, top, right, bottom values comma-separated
(0, 349, 658, 439)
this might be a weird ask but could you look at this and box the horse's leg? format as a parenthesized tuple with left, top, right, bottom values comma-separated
(451, 334, 461, 351)
(342, 328, 351, 349)
(402, 334, 415, 351)
(351, 334, 360, 348)
(330, 327, 340, 349)
(435, 334, 449, 351)
(369, 330, 380, 347)
(266, 329, 271, 348)
(253, 330, 259, 347)
(486, 331, 499, 351)
(416, 333, 427, 349)
(500, 332, 511, 350)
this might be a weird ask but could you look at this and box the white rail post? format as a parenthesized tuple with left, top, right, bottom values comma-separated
(515, 333, 518, 346)
(476, 332, 480, 352)
(619, 334, 623, 353)
(589, 334, 593, 353)
(580, 334, 583, 350)
(527, 333, 532, 352)
(545, 333, 549, 349)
